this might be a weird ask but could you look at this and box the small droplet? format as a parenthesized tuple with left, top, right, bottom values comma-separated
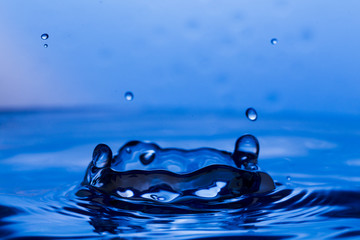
(41, 33, 49, 40)
(92, 144, 112, 168)
(124, 91, 134, 101)
(246, 108, 257, 121)
(125, 147, 131, 153)
(139, 150, 156, 165)
(43, 44, 48, 48)
(270, 38, 278, 45)
(287, 176, 291, 181)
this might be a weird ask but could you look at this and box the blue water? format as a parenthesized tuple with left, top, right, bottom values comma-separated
(0, 108, 359, 239)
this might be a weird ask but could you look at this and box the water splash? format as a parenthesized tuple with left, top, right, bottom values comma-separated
(82, 137, 275, 204)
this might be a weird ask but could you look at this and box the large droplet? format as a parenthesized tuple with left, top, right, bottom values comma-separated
(124, 91, 134, 101)
(139, 150, 156, 165)
(270, 38, 278, 45)
(92, 144, 112, 168)
(41, 33, 49, 40)
(232, 135, 259, 170)
(245, 108, 257, 121)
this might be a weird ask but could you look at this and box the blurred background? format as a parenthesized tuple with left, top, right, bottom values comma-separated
(1, 0, 359, 114)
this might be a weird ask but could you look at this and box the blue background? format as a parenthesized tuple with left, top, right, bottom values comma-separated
(1, 0, 360, 114)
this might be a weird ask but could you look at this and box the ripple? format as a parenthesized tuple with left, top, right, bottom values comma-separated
(48, 184, 359, 239)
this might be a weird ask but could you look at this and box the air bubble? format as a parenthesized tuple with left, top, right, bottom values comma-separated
(139, 150, 156, 165)
(246, 108, 257, 121)
(270, 38, 278, 45)
(124, 91, 134, 101)
(41, 33, 49, 40)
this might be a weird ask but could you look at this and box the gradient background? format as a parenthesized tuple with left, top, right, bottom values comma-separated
(1, 0, 359, 114)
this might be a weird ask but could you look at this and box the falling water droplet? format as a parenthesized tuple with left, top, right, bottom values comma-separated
(43, 44, 48, 48)
(270, 38, 278, 45)
(41, 33, 49, 40)
(246, 108, 257, 121)
(232, 134, 259, 169)
(139, 150, 156, 165)
(124, 91, 134, 101)
(92, 144, 112, 168)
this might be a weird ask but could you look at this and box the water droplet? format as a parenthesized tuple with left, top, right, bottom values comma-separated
(139, 150, 156, 165)
(287, 176, 291, 181)
(232, 135, 259, 169)
(41, 33, 49, 40)
(92, 144, 112, 168)
(124, 91, 134, 101)
(43, 44, 48, 48)
(246, 108, 257, 121)
(270, 38, 278, 45)
(125, 147, 131, 153)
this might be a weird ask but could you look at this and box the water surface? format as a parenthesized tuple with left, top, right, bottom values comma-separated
(0, 108, 359, 239)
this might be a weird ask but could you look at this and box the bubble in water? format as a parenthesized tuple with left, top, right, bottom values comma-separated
(43, 44, 48, 48)
(139, 150, 156, 165)
(270, 38, 278, 45)
(41, 33, 49, 40)
(124, 91, 134, 101)
(92, 144, 112, 168)
(245, 108, 257, 121)
(232, 134, 259, 169)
